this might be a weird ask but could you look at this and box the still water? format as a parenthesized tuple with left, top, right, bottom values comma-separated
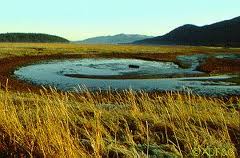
(14, 57, 240, 96)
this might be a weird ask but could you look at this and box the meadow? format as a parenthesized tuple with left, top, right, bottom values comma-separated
(0, 43, 239, 157)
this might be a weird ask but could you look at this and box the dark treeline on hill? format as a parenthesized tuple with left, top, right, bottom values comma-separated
(0, 33, 69, 43)
(134, 16, 240, 47)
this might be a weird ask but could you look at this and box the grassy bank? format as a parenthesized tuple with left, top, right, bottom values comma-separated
(0, 88, 239, 157)
(0, 43, 239, 157)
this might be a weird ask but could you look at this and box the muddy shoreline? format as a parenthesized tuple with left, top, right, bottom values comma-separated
(0, 53, 184, 93)
(1, 52, 240, 98)
(64, 73, 207, 80)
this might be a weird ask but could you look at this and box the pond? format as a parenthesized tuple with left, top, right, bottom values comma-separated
(14, 56, 240, 96)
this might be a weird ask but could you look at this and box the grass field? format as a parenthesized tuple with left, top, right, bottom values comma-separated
(0, 43, 239, 157)
(1, 43, 240, 58)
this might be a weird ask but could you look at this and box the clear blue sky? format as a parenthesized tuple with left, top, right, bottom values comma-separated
(0, 0, 239, 40)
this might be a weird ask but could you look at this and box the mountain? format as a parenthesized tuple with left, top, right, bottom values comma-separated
(75, 34, 153, 44)
(134, 16, 240, 47)
(0, 33, 69, 43)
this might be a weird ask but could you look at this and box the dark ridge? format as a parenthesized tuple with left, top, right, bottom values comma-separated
(134, 16, 240, 47)
(0, 33, 69, 43)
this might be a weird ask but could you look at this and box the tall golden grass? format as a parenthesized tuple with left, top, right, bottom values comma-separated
(0, 43, 239, 157)
(0, 88, 239, 157)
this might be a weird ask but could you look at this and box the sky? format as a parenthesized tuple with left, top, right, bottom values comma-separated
(0, 0, 239, 41)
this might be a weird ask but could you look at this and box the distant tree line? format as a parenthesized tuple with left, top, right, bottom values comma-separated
(0, 33, 69, 43)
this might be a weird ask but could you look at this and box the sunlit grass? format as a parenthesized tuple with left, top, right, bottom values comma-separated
(0, 43, 240, 157)
(0, 88, 239, 157)
(0, 43, 240, 59)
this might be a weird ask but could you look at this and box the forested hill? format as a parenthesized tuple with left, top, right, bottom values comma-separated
(134, 16, 240, 47)
(0, 33, 69, 43)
